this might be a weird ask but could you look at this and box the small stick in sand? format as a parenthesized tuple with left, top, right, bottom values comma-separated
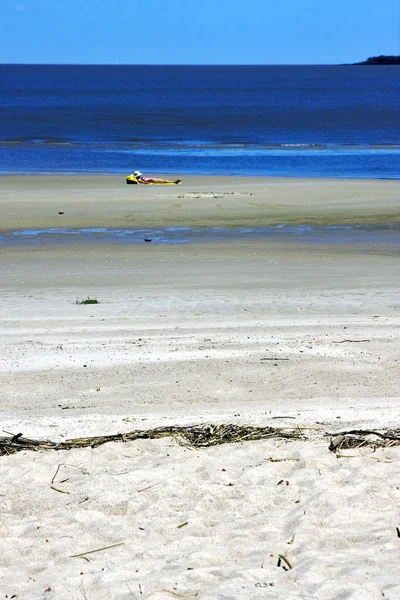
(265, 457, 299, 462)
(287, 535, 296, 545)
(261, 357, 289, 361)
(70, 542, 124, 558)
(51, 463, 62, 484)
(277, 554, 293, 570)
(162, 590, 198, 599)
(50, 485, 70, 494)
(79, 582, 88, 600)
(138, 484, 155, 493)
(332, 339, 370, 343)
(271, 416, 296, 419)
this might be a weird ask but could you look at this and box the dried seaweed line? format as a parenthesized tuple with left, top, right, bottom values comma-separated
(0, 424, 307, 456)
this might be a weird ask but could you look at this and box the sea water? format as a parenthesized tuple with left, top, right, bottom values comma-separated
(1, 224, 399, 248)
(1, 64, 399, 178)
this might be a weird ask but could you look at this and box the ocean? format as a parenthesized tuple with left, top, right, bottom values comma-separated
(1, 64, 399, 178)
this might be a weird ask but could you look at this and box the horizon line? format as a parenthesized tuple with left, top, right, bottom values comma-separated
(0, 62, 374, 67)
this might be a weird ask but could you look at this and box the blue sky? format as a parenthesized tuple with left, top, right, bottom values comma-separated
(1, 0, 399, 64)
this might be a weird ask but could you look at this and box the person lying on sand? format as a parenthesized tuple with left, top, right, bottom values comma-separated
(133, 171, 182, 184)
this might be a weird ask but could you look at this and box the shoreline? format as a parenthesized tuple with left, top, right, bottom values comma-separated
(1, 171, 399, 178)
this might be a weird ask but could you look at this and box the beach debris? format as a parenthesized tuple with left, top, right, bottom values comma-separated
(332, 339, 371, 344)
(396, 527, 400, 538)
(176, 424, 307, 448)
(329, 435, 346, 451)
(138, 484, 156, 493)
(277, 554, 292, 570)
(162, 589, 198, 599)
(70, 542, 124, 559)
(0, 423, 307, 456)
(1, 432, 57, 454)
(335, 453, 358, 459)
(50, 485, 70, 494)
(50, 464, 86, 494)
(59, 404, 89, 409)
(178, 191, 252, 199)
(76, 297, 99, 305)
(58, 211, 64, 214)
(327, 429, 400, 451)
(265, 457, 299, 462)
(177, 521, 188, 529)
(287, 535, 295, 545)
(2, 425, 398, 457)
(79, 582, 88, 600)
(144, 238, 152, 242)
(261, 357, 289, 361)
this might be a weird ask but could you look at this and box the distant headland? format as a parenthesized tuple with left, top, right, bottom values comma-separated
(352, 55, 400, 65)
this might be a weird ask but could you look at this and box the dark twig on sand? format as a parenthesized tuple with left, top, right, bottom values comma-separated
(261, 357, 290, 361)
(332, 339, 370, 344)
(277, 554, 293, 570)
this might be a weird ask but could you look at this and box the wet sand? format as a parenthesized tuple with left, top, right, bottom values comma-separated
(1, 174, 399, 232)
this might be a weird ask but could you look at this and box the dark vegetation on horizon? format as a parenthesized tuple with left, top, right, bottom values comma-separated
(352, 55, 400, 65)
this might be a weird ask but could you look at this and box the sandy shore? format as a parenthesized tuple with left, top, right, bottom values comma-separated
(1, 174, 400, 232)
(1, 175, 399, 599)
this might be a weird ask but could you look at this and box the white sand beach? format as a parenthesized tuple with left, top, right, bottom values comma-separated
(0, 176, 399, 599)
